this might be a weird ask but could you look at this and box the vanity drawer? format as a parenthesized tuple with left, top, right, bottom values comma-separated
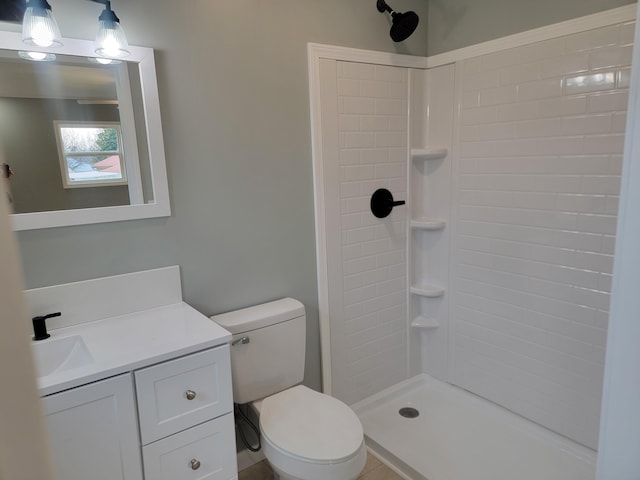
(142, 413, 236, 480)
(135, 346, 233, 445)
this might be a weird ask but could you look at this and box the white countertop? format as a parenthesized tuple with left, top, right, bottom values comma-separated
(35, 302, 232, 396)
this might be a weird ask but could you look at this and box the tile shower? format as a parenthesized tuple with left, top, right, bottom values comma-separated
(313, 12, 633, 479)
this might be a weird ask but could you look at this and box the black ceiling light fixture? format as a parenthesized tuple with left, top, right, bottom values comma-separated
(376, 0, 419, 42)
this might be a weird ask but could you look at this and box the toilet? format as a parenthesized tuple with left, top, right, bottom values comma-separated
(211, 298, 367, 480)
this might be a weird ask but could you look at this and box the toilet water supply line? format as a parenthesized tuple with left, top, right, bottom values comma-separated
(234, 403, 261, 452)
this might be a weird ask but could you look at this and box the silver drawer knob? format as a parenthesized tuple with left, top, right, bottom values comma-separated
(190, 459, 201, 470)
(185, 390, 197, 401)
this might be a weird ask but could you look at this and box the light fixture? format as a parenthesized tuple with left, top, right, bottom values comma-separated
(22, 0, 63, 48)
(92, 0, 130, 59)
(376, 0, 419, 43)
(18, 50, 57, 62)
(87, 56, 121, 65)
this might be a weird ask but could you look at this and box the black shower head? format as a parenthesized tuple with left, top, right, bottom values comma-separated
(376, 0, 419, 42)
(390, 10, 419, 42)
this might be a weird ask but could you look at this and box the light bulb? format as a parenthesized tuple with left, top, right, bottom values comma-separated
(100, 35, 122, 58)
(30, 18, 54, 47)
(18, 51, 56, 62)
(87, 57, 121, 65)
(28, 51, 47, 60)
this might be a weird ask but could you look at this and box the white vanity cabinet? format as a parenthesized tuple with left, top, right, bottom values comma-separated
(29, 270, 237, 479)
(41, 345, 236, 480)
(42, 373, 143, 480)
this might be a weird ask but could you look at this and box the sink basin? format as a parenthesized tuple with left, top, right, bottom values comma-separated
(31, 335, 95, 378)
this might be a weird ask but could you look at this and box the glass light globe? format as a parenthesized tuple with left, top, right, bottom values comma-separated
(18, 51, 56, 62)
(87, 57, 122, 65)
(22, 0, 62, 48)
(95, 6, 130, 59)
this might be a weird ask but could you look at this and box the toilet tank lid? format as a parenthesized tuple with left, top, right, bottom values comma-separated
(211, 298, 305, 334)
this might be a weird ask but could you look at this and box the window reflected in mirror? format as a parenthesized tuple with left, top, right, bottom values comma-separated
(0, 49, 153, 214)
(55, 122, 127, 188)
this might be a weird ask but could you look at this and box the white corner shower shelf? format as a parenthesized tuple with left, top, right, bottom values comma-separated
(410, 284, 446, 298)
(411, 147, 448, 161)
(411, 316, 440, 329)
(411, 218, 446, 230)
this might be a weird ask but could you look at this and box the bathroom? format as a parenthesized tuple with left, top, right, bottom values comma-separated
(0, 0, 639, 479)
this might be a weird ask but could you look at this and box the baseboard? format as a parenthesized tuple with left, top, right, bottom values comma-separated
(236, 448, 266, 472)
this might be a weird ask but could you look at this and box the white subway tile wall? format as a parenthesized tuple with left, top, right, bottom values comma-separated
(451, 22, 633, 450)
(335, 61, 408, 405)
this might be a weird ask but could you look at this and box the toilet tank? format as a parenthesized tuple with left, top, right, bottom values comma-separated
(211, 298, 306, 404)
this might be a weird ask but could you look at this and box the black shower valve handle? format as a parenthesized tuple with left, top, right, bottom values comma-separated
(370, 188, 406, 218)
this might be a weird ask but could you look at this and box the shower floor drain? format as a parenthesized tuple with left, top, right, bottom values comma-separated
(399, 407, 420, 418)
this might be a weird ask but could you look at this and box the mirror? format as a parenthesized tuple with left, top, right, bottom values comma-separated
(0, 31, 170, 230)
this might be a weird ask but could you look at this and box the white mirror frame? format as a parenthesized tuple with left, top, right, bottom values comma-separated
(0, 31, 170, 231)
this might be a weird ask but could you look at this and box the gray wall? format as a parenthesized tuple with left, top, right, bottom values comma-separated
(8, 0, 430, 392)
(428, 0, 637, 55)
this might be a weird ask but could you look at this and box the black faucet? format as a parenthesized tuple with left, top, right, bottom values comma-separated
(32, 312, 61, 341)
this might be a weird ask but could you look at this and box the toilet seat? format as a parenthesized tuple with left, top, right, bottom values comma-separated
(259, 385, 364, 463)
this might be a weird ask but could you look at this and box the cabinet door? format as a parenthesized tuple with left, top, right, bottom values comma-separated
(143, 413, 237, 480)
(42, 374, 143, 480)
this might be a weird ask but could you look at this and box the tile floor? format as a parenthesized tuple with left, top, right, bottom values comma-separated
(238, 453, 404, 480)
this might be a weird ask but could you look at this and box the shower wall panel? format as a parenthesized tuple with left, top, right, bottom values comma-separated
(449, 22, 633, 449)
(319, 59, 409, 405)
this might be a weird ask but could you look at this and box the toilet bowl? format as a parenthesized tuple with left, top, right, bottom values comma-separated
(211, 298, 366, 480)
(254, 385, 367, 480)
